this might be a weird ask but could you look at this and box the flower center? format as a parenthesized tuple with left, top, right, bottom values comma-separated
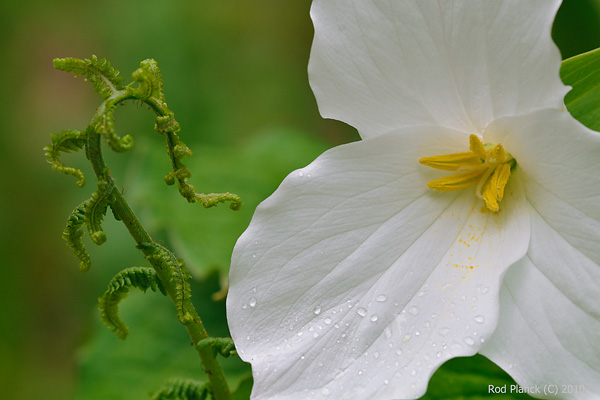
(419, 134, 516, 211)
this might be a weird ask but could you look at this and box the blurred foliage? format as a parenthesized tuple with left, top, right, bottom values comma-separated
(1, 0, 599, 399)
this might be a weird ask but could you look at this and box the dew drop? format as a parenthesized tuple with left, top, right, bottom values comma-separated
(416, 290, 426, 297)
(408, 306, 419, 316)
(415, 330, 421, 336)
(464, 337, 475, 346)
(474, 315, 485, 324)
(251, 254, 257, 259)
(241, 303, 248, 309)
(373, 351, 380, 359)
(298, 171, 304, 177)
(324, 317, 332, 325)
(321, 388, 330, 396)
(384, 327, 392, 339)
(313, 306, 322, 315)
(384, 379, 389, 385)
(395, 348, 403, 356)
(481, 286, 490, 294)
(357, 307, 367, 317)
(249, 297, 257, 308)
(411, 369, 417, 377)
(370, 314, 379, 322)
(439, 327, 450, 336)
(313, 332, 319, 338)
(376, 294, 388, 302)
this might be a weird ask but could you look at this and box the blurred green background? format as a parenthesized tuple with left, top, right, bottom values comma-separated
(1, 0, 599, 399)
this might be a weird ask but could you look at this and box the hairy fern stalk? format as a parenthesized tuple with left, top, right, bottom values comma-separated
(45, 56, 242, 400)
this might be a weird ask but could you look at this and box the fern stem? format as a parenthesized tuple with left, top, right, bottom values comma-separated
(86, 101, 232, 400)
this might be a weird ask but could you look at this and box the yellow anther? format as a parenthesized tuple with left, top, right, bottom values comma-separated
(487, 144, 506, 164)
(420, 135, 515, 211)
(419, 152, 482, 171)
(469, 135, 487, 159)
(482, 164, 511, 211)
(427, 166, 488, 191)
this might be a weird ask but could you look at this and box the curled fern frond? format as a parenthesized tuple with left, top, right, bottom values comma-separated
(98, 267, 167, 340)
(94, 108, 134, 153)
(129, 59, 165, 102)
(151, 378, 211, 400)
(44, 129, 87, 187)
(155, 113, 242, 210)
(139, 242, 193, 324)
(62, 202, 91, 271)
(84, 180, 115, 245)
(53, 56, 123, 99)
(196, 193, 242, 211)
(196, 337, 236, 359)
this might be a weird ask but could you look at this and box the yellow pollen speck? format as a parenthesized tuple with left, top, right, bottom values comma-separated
(419, 134, 516, 211)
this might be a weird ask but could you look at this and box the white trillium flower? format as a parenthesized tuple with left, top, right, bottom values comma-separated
(227, 1, 600, 399)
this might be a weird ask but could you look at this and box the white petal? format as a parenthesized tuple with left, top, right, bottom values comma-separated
(481, 225, 600, 399)
(480, 109, 600, 397)
(309, 0, 568, 139)
(227, 129, 530, 400)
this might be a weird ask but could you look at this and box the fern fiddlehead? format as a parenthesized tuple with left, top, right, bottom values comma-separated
(98, 267, 166, 339)
(46, 56, 240, 400)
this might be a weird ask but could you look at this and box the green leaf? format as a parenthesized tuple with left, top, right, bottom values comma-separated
(127, 128, 331, 277)
(561, 47, 600, 132)
(75, 271, 250, 400)
(418, 355, 536, 400)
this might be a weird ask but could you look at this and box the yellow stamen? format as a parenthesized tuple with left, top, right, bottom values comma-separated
(419, 152, 482, 171)
(469, 135, 486, 159)
(420, 134, 515, 211)
(482, 164, 511, 211)
(427, 166, 487, 191)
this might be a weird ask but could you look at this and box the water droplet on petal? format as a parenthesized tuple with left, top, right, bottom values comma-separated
(370, 314, 379, 322)
(321, 388, 330, 396)
(313, 306, 321, 315)
(298, 171, 304, 177)
(411, 369, 417, 376)
(439, 327, 450, 336)
(474, 315, 485, 324)
(464, 337, 475, 346)
(373, 351, 379, 359)
(376, 294, 388, 302)
(357, 307, 367, 317)
(242, 303, 248, 309)
(409, 306, 419, 316)
(384, 327, 392, 339)
(384, 379, 389, 385)
(395, 348, 403, 356)
(249, 297, 257, 307)
(324, 317, 332, 325)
